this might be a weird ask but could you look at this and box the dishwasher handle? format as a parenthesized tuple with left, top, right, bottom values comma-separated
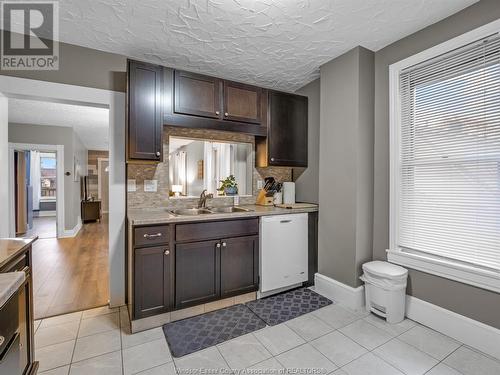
(280, 219, 292, 224)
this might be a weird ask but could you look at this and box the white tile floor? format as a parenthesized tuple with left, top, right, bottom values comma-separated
(35, 303, 500, 375)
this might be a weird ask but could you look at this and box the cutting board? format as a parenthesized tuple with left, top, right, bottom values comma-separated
(275, 203, 318, 209)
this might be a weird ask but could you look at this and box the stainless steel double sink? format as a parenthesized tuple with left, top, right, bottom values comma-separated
(169, 206, 253, 216)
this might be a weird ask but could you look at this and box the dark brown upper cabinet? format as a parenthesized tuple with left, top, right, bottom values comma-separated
(163, 68, 267, 136)
(127, 60, 163, 162)
(223, 81, 262, 124)
(257, 91, 308, 167)
(174, 70, 222, 119)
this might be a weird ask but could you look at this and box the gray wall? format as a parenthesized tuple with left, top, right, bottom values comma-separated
(294, 79, 320, 204)
(373, 0, 500, 328)
(9, 123, 88, 231)
(318, 47, 374, 287)
(0, 32, 126, 92)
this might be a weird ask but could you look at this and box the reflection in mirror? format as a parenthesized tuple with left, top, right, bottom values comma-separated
(169, 136, 253, 198)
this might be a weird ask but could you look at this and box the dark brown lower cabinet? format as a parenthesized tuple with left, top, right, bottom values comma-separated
(134, 246, 173, 319)
(175, 240, 221, 309)
(220, 235, 259, 298)
(0, 242, 37, 375)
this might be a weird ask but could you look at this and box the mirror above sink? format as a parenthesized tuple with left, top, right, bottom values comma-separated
(168, 136, 253, 198)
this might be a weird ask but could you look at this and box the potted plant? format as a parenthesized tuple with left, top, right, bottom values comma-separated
(218, 175, 238, 196)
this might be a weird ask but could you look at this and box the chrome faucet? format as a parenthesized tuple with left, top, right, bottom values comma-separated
(198, 189, 213, 209)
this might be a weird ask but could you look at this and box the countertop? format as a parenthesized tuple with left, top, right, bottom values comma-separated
(128, 204, 318, 226)
(0, 271, 25, 308)
(0, 237, 37, 269)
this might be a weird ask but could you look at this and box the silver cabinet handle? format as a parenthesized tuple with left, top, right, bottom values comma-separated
(270, 157, 275, 162)
(156, 151, 161, 156)
(143, 233, 162, 238)
(224, 112, 229, 117)
(280, 220, 292, 223)
(164, 250, 170, 255)
(216, 243, 221, 248)
(222, 242, 227, 247)
(215, 111, 220, 115)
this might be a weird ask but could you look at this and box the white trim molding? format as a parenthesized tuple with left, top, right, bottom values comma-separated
(314, 273, 365, 310)
(406, 295, 500, 361)
(388, 251, 500, 294)
(0, 75, 126, 307)
(388, 18, 500, 292)
(61, 216, 82, 238)
(8, 143, 65, 238)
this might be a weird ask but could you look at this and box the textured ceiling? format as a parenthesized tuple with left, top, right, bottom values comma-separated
(8, 98, 109, 150)
(56, 0, 478, 91)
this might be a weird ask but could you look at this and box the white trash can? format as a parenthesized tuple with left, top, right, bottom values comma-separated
(360, 261, 408, 324)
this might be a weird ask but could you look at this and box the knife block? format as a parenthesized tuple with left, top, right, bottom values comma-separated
(256, 189, 274, 206)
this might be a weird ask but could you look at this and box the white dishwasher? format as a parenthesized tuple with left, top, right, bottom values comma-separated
(260, 213, 308, 295)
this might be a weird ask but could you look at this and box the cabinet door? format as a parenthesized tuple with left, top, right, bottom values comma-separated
(175, 240, 221, 309)
(134, 246, 172, 319)
(128, 60, 163, 161)
(268, 91, 308, 167)
(223, 81, 262, 124)
(174, 70, 222, 119)
(220, 235, 259, 298)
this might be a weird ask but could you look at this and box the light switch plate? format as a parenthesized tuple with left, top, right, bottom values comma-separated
(127, 179, 136, 192)
(144, 180, 158, 192)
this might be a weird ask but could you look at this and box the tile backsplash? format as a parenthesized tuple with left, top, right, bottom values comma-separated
(127, 126, 292, 209)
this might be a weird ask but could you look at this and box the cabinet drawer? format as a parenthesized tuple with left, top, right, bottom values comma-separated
(1, 254, 28, 273)
(134, 225, 169, 247)
(176, 219, 258, 242)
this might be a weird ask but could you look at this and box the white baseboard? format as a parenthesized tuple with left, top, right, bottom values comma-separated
(36, 211, 56, 217)
(60, 217, 82, 238)
(314, 273, 365, 310)
(405, 295, 500, 361)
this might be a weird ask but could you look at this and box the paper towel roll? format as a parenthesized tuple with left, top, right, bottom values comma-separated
(283, 182, 295, 204)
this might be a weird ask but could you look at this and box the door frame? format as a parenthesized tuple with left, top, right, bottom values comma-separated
(8, 143, 65, 238)
(97, 157, 109, 213)
(0, 75, 126, 307)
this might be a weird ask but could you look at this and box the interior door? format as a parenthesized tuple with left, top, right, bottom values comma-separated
(98, 159, 109, 213)
(15, 151, 27, 235)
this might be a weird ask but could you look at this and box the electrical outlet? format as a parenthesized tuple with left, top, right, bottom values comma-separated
(257, 180, 263, 189)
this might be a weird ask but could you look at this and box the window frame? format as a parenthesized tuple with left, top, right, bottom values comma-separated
(387, 19, 500, 293)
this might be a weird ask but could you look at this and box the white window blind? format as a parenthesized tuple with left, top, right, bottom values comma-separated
(398, 34, 500, 271)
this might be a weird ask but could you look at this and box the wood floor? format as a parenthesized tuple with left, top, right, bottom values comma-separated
(32, 215, 109, 319)
(26, 216, 57, 239)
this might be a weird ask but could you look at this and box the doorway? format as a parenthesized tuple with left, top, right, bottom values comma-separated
(0, 75, 126, 315)
(7, 97, 112, 319)
(14, 149, 58, 239)
(9, 143, 65, 240)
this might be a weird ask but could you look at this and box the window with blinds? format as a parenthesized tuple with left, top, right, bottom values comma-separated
(397, 34, 500, 272)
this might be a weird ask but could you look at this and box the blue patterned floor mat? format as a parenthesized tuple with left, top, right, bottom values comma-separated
(163, 304, 266, 357)
(246, 287, 333, 326)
